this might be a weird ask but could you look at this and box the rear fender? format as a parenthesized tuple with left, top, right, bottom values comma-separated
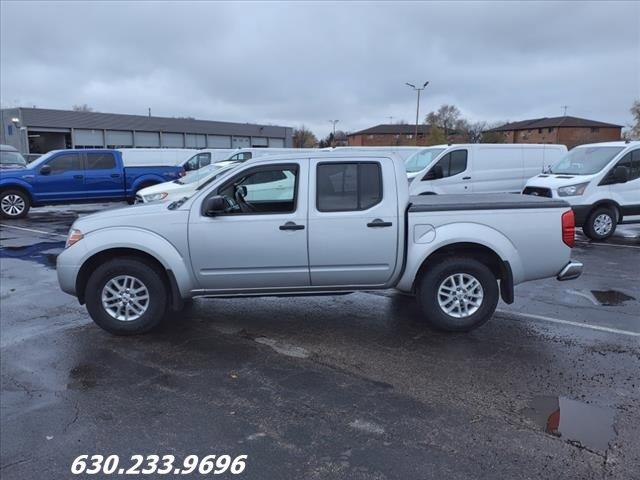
(397, 222, 523, 291)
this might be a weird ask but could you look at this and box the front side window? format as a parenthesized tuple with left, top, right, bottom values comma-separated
(217, 165, 297, 214)
(552, 146, 624, 175)
(602, 150, 640, 183)
(86, 153, 116, 170)
(316, 162, 382, 212)
(46, 154, 82, 174)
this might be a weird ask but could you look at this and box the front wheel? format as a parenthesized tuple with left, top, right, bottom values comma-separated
(417, 257, 499, 332)
(0, 189, 30, 219)
(85, 257, 168, 335)
(583, 207, 617, 241)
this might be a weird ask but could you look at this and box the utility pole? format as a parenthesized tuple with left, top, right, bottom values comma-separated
(328, 119, 339, 146)
(387, 116, 394, 124)
(561, 105, 569, 116)
(406, 81, 429, 145)
(148, 107, 151, 118)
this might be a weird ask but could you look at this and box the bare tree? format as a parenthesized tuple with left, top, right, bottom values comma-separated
(627, 99, 640, 140)
(72, 104, 94, 112)
(425, 105, 462, 137)
(292, 125, 318, 148)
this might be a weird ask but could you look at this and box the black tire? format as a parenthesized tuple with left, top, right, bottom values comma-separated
(583, 206, 617, 241)
(417, 257, 499, 332)
(85, 257, 168, 335)
(0, 189, 30, 219)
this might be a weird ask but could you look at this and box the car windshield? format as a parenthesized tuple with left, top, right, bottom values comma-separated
(551, 146, 624, 175)
(0, 151, 27, 166)
(175, 164, 221, 185)
(26, 150, 58, 168)
(404, 148, 446, 173)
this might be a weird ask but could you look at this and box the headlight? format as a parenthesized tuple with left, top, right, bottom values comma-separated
(557, 182, 589, 197)
(66, 228, 84, 248)
(143, 192, 168, 202)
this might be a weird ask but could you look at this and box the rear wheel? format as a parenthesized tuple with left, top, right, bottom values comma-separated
(0, 189, 30, 219)
(85, 257, 168, 335)
(417, 257, 499, 332)
(583, 207, 617, 241)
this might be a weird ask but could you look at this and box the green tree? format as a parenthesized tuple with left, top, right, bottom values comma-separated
(426, 126, 447, 145)
(425, 105, 462, 137)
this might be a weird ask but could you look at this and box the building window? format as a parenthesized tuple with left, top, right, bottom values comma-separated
(548, 128, 554, 133)
(367, 135, 374, 139)
(591, 127, 600, 133)
(406, 134, 413, 139)
(538, 129, 542, 134)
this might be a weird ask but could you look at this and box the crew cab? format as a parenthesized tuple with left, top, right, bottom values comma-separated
(57, 152, 582, 335)
(523, 141, 640, 240)
(0, 149, 183, 219)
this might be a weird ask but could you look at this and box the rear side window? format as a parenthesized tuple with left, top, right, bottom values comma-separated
(86, 153, 116, 170)
(47, 154, 82, 174)
(316, 162, 382, 212)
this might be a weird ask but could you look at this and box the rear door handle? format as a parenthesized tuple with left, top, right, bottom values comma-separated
(111, 173, 121, 178)
(279, 222, 305, 231)
(73, 174, 84, 179)
(367, 219, 393, 228)
(462, 176, 471, 180)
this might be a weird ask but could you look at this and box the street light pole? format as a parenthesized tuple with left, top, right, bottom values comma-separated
(405, 81, 429, 145)
(328, 119, 339, 146)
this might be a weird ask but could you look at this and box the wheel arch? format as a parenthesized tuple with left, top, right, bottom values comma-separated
(0, 182, 34, 204)
(587, 200, 623, 221)
(411, 242, 513, 304)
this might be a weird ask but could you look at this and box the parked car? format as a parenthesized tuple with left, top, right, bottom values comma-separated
(408, 144, 567, 194)
(136, 163, 238, 203)
(0, 149, 184, 219)
(0, 144, 27, 170)
(523, 141, 640, 240)
(57, 151, 582, 335)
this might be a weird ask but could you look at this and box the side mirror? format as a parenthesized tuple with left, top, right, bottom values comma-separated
(423, 165, 443, 181)
(613, 165, 629, 184)
(203, 195, 229, 216)
(40, 165, 51, 175)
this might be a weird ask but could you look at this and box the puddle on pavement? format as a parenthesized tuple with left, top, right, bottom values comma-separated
(524, 396, 615, 453)
(590, 290, 635, 306)
(0, 241, 65, 269)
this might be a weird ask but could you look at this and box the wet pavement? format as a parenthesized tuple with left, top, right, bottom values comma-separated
(1, 204, 639, 479)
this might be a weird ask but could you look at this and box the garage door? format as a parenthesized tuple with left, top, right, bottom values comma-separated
(232, 136, 251, 148)
(269, 138, 285, 148)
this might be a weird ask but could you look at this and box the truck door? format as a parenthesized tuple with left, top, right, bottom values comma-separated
(34, 151, 85, 202)
(307, 157, 399, 286)
(188, 161, 310, 291)
(82, 151, 123, 200)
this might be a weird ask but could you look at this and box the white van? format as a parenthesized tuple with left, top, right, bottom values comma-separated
(118, 148, 199, 168)
(213, 148, 327, 167)
(523, 141, 640, 240)
(182, 149, 237, 171)
(408, 144, 567, 195)
(332, 146, 423, 162)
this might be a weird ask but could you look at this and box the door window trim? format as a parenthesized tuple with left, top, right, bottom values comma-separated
(315, 161, 384, 213)
(44, 152, 83, 174)
(201, 162, 300, 216)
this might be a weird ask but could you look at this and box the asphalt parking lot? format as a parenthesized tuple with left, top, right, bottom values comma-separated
(1, 204, 639, 479)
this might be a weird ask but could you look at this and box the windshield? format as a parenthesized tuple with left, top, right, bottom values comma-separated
(0, 151, 27, 166)
(404, 148, 446, 173)
(26, 150, 59, 168)
(551, 146, 624, 175)
(176, 164, 221, 184)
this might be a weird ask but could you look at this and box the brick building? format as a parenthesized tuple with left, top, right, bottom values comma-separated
(347, 124, 433, 146)
(487, 116, 622, 149)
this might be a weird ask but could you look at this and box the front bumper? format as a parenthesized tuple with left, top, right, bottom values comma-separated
(556, 260, 583, 281)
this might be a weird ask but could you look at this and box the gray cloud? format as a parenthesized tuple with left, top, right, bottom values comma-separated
(1, 0, 638, 138)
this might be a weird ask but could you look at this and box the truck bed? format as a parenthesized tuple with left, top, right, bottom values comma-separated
(408, 193, 568, 212)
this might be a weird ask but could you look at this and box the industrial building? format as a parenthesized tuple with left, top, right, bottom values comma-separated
(0, 107, 293, 157)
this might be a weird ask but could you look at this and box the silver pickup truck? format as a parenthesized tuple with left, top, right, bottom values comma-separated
(57, 152, 583, 335)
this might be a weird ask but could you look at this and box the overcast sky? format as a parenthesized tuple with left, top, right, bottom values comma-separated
(1, 1, 638, 138)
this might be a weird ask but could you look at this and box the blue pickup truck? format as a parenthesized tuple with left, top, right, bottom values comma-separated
(0, 149, 183, 219)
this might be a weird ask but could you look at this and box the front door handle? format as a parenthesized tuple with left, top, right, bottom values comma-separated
(279, 221, 305, 231)
(110, 173, 121, 178)
(73, 174, 84, 179)
(462, 176, 471, 180)
(367, 219, 393, 228)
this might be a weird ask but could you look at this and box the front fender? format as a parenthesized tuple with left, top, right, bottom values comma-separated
(60, 226, 196, 297)
(0, 177, 35, 197)
(397, 222, 524, 291)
